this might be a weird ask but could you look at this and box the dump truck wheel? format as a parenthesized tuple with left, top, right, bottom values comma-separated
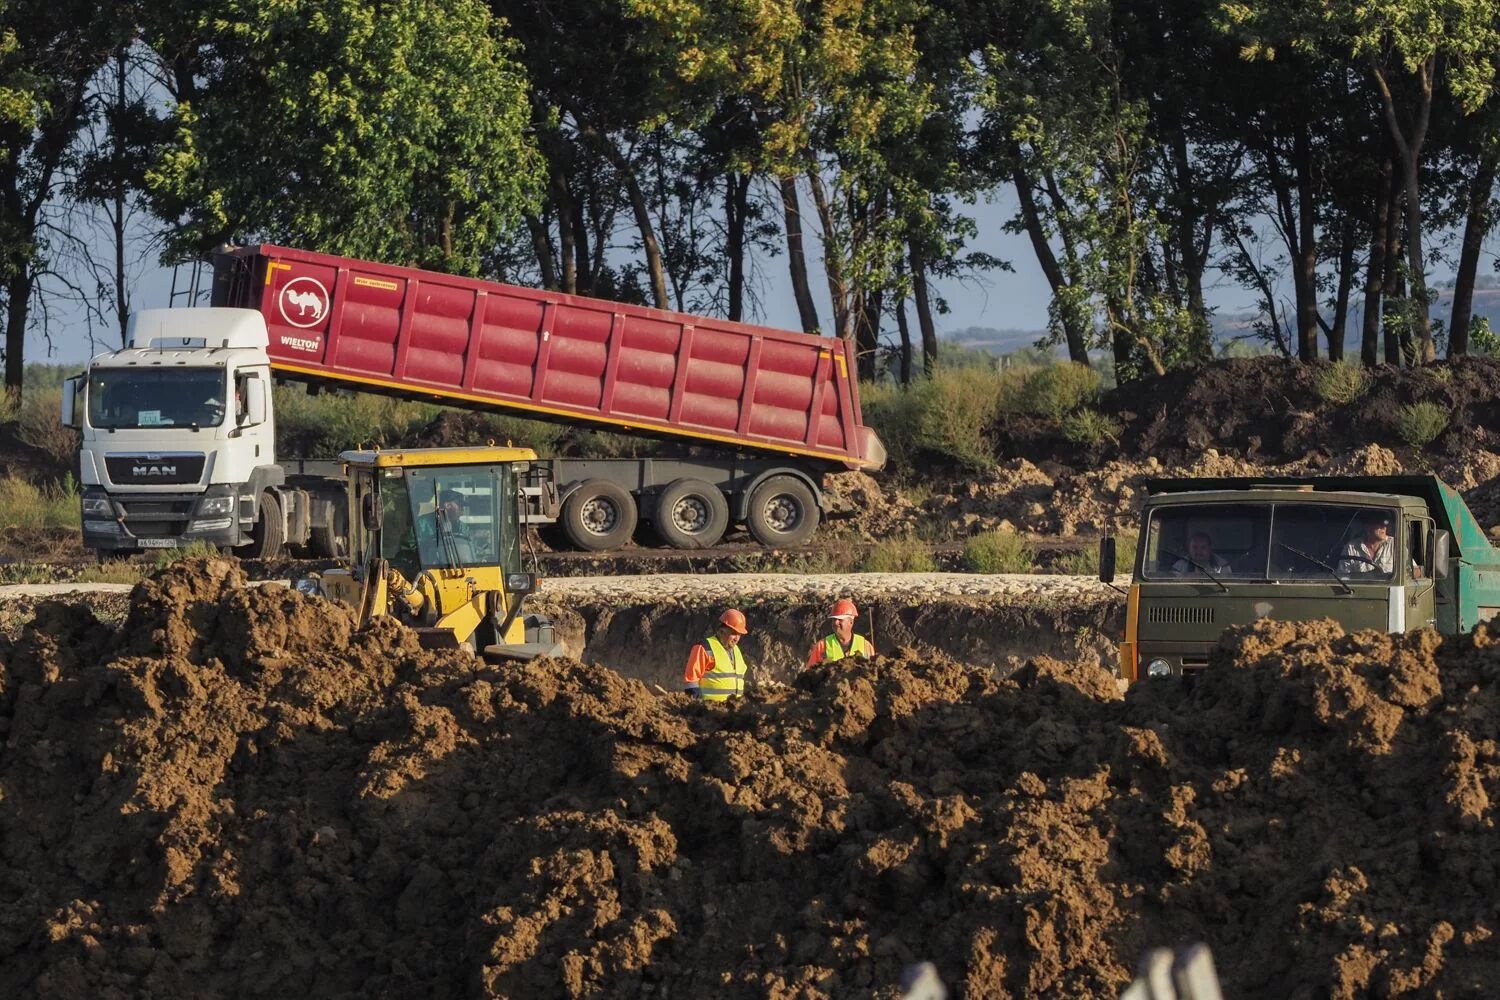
(237, 491, 285, 560)
(654, 478, 729, 549)
(747, 476, 819, 548)
(561, 479, 637, 551)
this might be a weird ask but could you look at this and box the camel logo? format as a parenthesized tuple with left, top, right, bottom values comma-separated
(278, 276, 330, 329)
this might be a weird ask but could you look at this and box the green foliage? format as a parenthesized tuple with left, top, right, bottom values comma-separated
(143, 0, 542, 271)
(153, 542, 222, 569)
(1313, 364, 1371, 406)
(273, 386, 442, 455)
(962, 530, 1035, 573)
(863, 367, 1005, 471)
(1396, 401, 1448, 447)
(1013, 363, 1102, 420)
(1059, 533, 1137, 577)
(0, 474, 79, 532)
(1058, 408, 1119, 447)
(16, 386, 78, 456)
(859, 534, 937, 573)
(1471, 317, 1500, 356)
(0, 387, 18, 425)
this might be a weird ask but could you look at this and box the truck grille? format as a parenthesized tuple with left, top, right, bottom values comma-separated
(1147, 605, 1216, 625)
(105, 454, 206, 486)
(117, 497, 197, 538)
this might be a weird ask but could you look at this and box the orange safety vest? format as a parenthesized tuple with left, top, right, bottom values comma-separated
(697, 635, 748, 701)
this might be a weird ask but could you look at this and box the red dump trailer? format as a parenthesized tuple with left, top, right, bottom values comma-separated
(210, 244, 886, 550)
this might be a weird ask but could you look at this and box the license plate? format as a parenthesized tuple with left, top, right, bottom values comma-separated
(137, 538, 177, 549)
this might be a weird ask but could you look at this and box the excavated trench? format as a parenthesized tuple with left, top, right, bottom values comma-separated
(530, 583, 1122, 691)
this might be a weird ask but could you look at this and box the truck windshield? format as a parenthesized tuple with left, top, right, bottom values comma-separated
(88, 368, 228, 429)
(1143, 502, 1402, 583)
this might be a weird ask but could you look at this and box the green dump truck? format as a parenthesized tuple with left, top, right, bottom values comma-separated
(1100, 476, 1500, 683)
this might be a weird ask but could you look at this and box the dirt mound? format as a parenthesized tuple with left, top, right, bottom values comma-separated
(4, 562, 1500, 997)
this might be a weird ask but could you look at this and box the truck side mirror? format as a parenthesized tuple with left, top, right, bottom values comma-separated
(60, 376, 80, 428)
(1434, 529, 1451, 579)
(1099, 536, 1117, 583)
(243, 377, 267, 425)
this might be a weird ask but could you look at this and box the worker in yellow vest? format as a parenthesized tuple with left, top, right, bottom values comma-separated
(805, 598, 874, 668)
(682, 608, 750, 700)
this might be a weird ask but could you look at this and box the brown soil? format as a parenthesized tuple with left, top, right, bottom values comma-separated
(4, 560, 1500, 997)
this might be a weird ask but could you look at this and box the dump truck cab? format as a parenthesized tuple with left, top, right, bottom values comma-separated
(1104, 476, 1500, 683)
(310, 445, 562, 661)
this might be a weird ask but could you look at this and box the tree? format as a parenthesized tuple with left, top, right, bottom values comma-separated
(143, 0, 541, 274)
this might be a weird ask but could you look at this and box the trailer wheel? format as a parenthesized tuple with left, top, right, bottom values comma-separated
(747, 476, 819, 548)
(561, 479, 637, 551)
(237, 491, 285, 560)
(310, 501, 348, 558)
(654, 478, 729, 549)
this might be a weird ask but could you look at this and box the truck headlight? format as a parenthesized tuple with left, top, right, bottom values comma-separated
(1146, 658, 1172, 678)
(82, 496, 111, 516)
(83, 519, 123, 535)
(197, 495, 235, 516)
(191, 517, 234, 532)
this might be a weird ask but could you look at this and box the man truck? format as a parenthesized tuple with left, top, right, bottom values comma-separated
(63, 244, 886, 559)
(1102, 476, 1500, 683)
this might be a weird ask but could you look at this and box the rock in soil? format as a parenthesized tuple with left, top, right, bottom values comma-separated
(3, 560, 1500, 997)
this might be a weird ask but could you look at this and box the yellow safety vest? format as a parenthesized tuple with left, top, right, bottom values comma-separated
(698, 635, 748, 701)
(820, 633, 872, 663)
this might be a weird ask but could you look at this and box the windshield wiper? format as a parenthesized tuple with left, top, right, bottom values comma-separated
(1161, 548, 1229, 593)
(1274, 541, 1353, 595)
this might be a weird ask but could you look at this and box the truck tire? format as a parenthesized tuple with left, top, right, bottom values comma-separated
(654, 477, 730, 549)
(310, 501, 348, 558)
(560, 479, 637, 551)
(746, 476, 819, 548)
(238, 490, 285, 560)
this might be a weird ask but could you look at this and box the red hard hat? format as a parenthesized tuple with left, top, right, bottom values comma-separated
(829, 598, 858, 620)
(719, 608, 748, 635)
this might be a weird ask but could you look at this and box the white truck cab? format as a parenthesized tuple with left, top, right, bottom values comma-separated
(64, 308, 339, 558)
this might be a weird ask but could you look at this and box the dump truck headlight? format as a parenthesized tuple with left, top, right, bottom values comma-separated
(1146, 658, 1172, 678)
(82, 495, 111, 516)
(191, 517, 234, 531)
(197, 495, 235, 515)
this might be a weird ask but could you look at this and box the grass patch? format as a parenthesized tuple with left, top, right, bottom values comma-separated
(152, 541, 222, 569)
(859, 534, 937, 573)
(1059, 532, 1138, 578)
(0, 387, 19, 424)
(16, 387, 79, 456)
(1313, 363, 1370, 405)
(962, 529, 1035, 573)
(77, 560, 148, 584)
(1059, 409, 1119, 447)
(1396, 401, 1448, 447)
(0, 475, 79, 532)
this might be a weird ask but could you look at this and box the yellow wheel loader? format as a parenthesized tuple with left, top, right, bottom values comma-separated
(301, 446, 563, 662)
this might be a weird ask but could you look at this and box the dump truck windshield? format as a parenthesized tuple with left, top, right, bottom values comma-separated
(1144, 502, 1402, 583)
(88, 367, 228, 429)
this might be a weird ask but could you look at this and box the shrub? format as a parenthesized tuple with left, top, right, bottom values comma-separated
(1313, 363, 1369, 406)
(0, 387, 19, 424)
(962, 529, 1035, 573)
(17, 387, 79, 456)
(859, 534, 937, 573)
(0, 475, 79, 532)
(1060, 532, 1138, 578)
(1059, 408, 1120, 447)
(864, 368, 1005, 472)
(1015, 362, 1100, 421)
(1396, 401, 1448, 447)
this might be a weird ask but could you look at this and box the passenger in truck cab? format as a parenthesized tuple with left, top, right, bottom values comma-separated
(1173, 531, 1232, 575)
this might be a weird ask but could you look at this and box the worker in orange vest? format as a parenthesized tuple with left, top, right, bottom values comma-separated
(805, 598, 874, 668)
(683, 608, 750, 700)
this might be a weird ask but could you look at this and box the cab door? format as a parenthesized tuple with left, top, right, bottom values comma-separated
(1407, 515, 1438, 630)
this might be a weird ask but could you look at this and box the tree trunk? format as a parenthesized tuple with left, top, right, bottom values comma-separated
(112, 48, 129, 346)
(1010, 156, 1089, 364)
(1360, 157, 1392, 366)
(910, 244, 939, 376)
(778, 175, 821, 333)
(1450, 150, 1497, 356)
(1326, 215, 1355, 362)
(857, 287, 881, 381)
(569, 197, 592, 293)
(551, 175, 577, 294)
(617, 160, 669, 308)
(1383, 218, 1406, 365)
(523, 212, 558, 290)
(1293, 124, 1320, 361)
(1372, 58, 1435, 362)
(805, 167, 850, 341)
(894, 295, 913, 385)
(5, 271, 32, 391)
(725, 172, 749, 322)
(1169, 128, 1212, 360)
